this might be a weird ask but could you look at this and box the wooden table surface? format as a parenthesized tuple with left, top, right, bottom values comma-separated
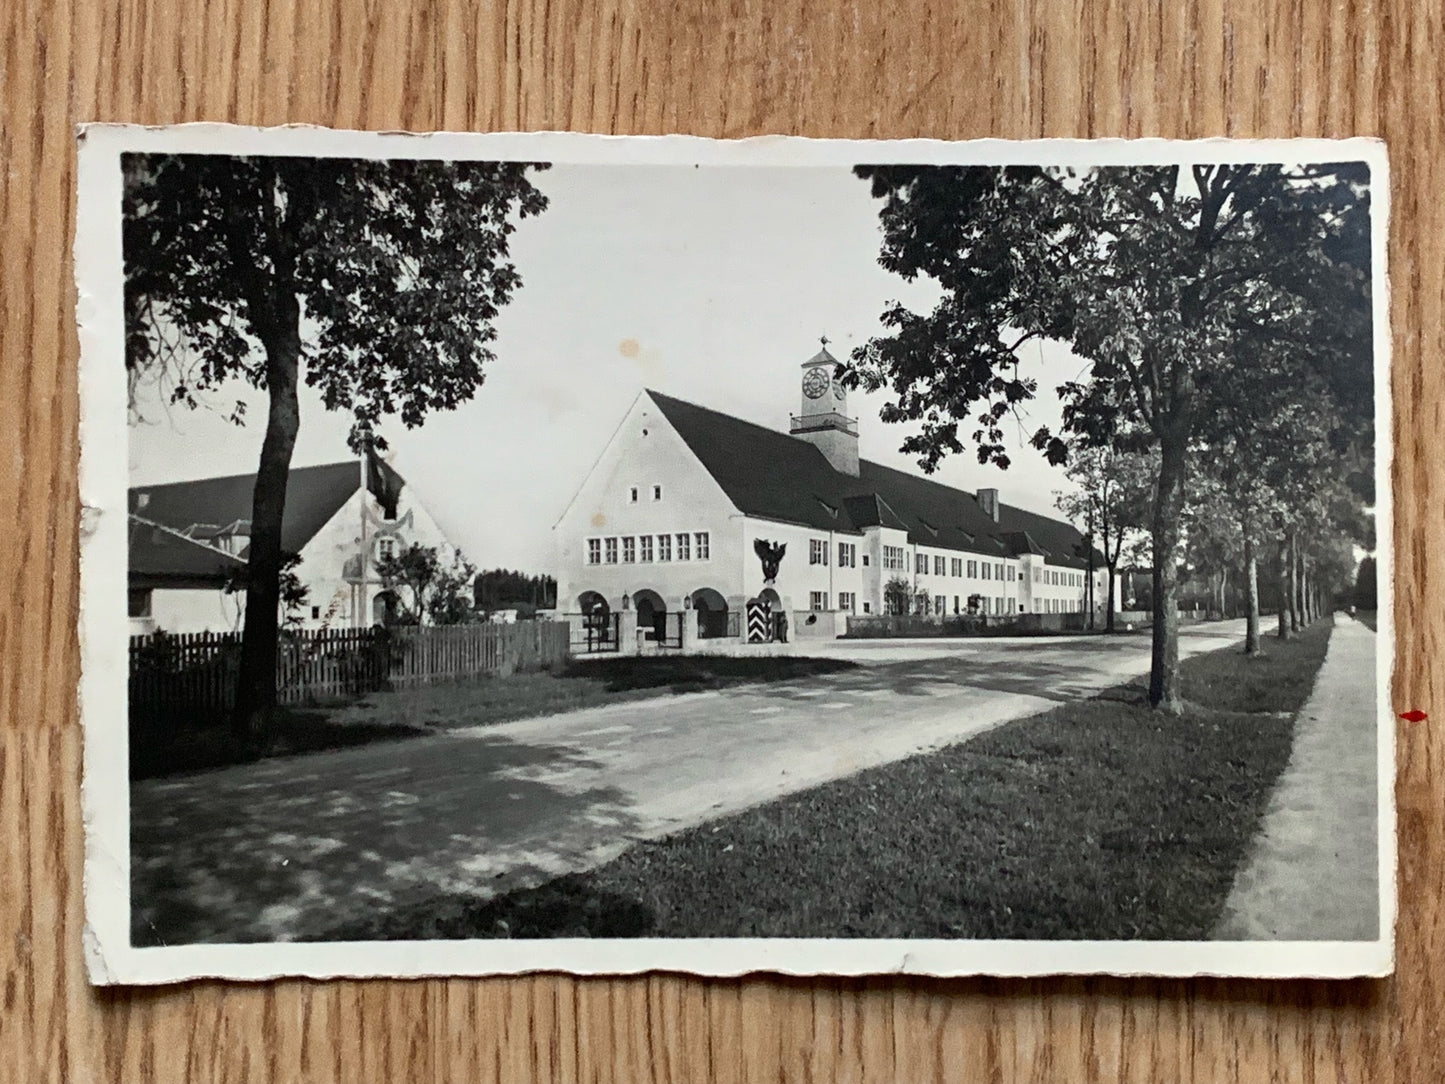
(2, 1, 1440, 1080)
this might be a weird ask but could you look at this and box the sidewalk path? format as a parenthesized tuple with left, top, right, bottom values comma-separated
(1213, 615, 1381, 941)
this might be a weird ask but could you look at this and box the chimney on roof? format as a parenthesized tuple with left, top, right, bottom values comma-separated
(976, 488, 1000, 522)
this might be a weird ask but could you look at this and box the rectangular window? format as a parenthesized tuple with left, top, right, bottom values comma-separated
(629, 486, 639, 503)
(995, 563, 1004, 580)
(378, 537, 395, 561)
(311, 605, 321, 620)
(838, 542, 856, 568)
(933, 555, 946, 576)
(652, 484, 662, 501)
(916, 553, 928, 574)
(587, 538, 602, 565)
(640, 535, 654, 562)
(967, 559, 977, 578)
(951, 558, 962, 577)
(810, 539, 829, 566)
(657, 534, 672, 561)
(862, 554, 870, 567)
(622, 536, 636, 563)
(953, 595, 960, 614)
(934, 594, 946, 614)
(883, 545, 905, 571)
(839, 591, 855, 612)
(676, 533, 690, 561)
(604, 537, 618, 564)
(862, 601, 872, 614)
(810, 591, 829, 611)
(982, 563, 991, 581)
(694, 532, 710, 560)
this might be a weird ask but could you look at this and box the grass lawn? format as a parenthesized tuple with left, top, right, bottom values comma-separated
(131, 654, 857, 780)
(333, 619, 1334, 942)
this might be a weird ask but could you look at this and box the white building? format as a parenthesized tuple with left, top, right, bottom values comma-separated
(128, 457, 458, 635)
(553, 345, 1106, 642)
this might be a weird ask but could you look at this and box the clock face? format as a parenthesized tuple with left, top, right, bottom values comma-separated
(802, 367, 830, 399)
(832, 376, 846, 400)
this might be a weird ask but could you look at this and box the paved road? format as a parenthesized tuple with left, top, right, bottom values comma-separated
(1214, 615, 1382, 941)
(132, 621, 1247, 943)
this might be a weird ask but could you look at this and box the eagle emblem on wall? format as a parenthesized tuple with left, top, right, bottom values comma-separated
(754, 539, 787, 584)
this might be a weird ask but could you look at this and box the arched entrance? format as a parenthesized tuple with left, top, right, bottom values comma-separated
(372, 589, 401, 626)
(577, 591, 614, 648)
(690, 587, 730, 639)
(631, 588, 667, 641)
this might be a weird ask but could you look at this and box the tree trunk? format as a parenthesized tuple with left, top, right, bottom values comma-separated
(1302, 560, 1313, 624)
(1286, 533, 1301, 632)
(1243, 529, 1261, 656)
(233, 306, 302, 740)
(1105, 563, 1117, 633)
(1149, 435, 1188, 714)
(1276, 538, 1291, 641)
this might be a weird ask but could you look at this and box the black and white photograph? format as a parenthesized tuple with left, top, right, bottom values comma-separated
(77, 128, 1392, 983)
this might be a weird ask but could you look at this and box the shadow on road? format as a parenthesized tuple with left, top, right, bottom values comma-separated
(131, 733, 642, 945)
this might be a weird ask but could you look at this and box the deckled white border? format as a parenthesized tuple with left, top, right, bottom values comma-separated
(76, 125, 1395, 985)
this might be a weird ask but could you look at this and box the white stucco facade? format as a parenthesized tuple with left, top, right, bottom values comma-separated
(554, 388, 1108, 640)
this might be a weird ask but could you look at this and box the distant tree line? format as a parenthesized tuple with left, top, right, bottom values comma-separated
(473, 569, 557, 615)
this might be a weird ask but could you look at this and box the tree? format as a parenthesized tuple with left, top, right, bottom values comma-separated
(376, 543, 442, 624)
(849, 162, 1371, 712)
(427, 553, 480, 626)
(1354, 555, 1378, 611)
(1055, 445, 1153, 632)
(883, 576, 912, 615)
(124, 154, 549, 736)
(223, 553, 309, 630)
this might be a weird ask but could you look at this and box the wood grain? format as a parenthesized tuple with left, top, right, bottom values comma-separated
(2, 0, 1440, 1079)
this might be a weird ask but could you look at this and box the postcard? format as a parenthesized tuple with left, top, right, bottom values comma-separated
(76, 125, 1393, 983)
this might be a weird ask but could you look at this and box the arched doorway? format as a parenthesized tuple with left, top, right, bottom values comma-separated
(631, 588, 667, 641)
(372, 590, 401, 626)
(690, 587, 730, 639)
(577, 591, 613, 647)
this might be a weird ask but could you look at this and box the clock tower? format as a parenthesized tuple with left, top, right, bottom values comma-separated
(790, 339, 859, 476)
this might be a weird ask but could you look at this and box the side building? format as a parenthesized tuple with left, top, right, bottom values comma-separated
(128, 457, 458, 635)
(553, 345, 1106, 641)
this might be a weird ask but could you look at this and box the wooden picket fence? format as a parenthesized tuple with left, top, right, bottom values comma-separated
(129, 622, 571, 718)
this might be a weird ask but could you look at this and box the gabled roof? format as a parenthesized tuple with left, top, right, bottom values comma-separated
(128, 515, 244, 587)
(128, 461, 373, 557)
(648, 389, 1100, 566)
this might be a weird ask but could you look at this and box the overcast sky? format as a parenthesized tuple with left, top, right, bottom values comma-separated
(128, 162, 1087, 572)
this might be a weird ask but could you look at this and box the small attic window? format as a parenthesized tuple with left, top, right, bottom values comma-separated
(814, 497, 839, 519)
(918, 519, 940, 537)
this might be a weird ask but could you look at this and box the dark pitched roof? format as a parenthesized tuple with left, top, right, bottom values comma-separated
(128, 515, 244, 587)
(995, 505, 1103, 569)
(648, 390, 1097, 564)
(128, 461, 371, 557)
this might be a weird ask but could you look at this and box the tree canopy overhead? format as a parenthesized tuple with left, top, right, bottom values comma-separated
(849, 160, 1374, 710)
(124, 154, 550, 449)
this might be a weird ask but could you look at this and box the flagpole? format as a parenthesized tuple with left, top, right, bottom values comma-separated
(359, 443, 368, 629)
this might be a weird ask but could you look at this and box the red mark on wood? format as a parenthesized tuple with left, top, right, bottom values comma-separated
(1398, 709, 1428, 723)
